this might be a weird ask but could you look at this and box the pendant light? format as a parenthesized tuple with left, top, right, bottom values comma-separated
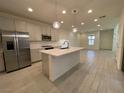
(53, 21, 61, 29)
(53, 0, 61, 29)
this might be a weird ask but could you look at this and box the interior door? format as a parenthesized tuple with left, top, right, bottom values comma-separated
(2, 31, 19, 72)
(16, 32, 31, 68)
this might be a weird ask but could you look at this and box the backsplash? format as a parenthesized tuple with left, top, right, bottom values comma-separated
(30, 41, 59, 49)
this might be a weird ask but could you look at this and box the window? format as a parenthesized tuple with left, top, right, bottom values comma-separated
(88, 35, 95, 45)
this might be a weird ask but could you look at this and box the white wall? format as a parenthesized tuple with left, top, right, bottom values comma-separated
(112, 24, 119, 53)
(58, 30, 81, 47)
(100, 29, 113, 50)
(80, 30, 114, 50)
(80, 31, 100, 50)
(113, 7, 124, 70)
(116, 9, 124, 69)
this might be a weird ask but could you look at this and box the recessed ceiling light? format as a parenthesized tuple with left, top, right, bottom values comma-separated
(28, 8, 33, 12)
(72, 25, 74, 27)
(88, 9, 93, 13)
(62, 10, 66, 14)
(94, 19, 98, 22)
(73, 28, 78, 33)
(61, 21, 64, 24)
(97, 24, 101, 27)
(81, 22, 85, 25)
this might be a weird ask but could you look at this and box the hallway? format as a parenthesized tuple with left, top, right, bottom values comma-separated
(0, 50, 124, 93)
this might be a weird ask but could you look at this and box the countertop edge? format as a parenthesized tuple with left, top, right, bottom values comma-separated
(40, 47, 84, 57)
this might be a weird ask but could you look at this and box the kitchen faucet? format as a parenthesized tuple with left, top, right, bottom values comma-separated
(61, 40, 69, 49)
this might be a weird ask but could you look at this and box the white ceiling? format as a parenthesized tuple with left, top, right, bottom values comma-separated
(0, 0, 123, 32)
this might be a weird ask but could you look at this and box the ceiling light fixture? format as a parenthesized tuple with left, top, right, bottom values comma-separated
(53, 0, 61, 29)
(81, 22, 85, 25)
(88, 9, 93, 13)
(61, 21, 64, 24)
(28, 8, 33, 12)
(62, 10, 66, 14)
(53, 22, 61, 29)
(97, 24, 101, 27)
(73, 28, 78, 33)
(72, 25, 74, 27)
(94, 19, 98, 22)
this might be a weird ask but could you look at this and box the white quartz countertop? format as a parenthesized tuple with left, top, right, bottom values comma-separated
(40, 47, 83, 56)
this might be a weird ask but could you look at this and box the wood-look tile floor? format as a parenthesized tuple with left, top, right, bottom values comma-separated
(0, 50, 124, 93)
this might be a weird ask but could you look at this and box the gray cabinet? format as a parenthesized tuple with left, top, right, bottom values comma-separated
(15, 20, 26, 32)
(0, 16, 15, 31)
(30, 49, 42, 63)
(51, 29, 59, 41)
(0, 16, 59, 42)
(26, 23, 42, 41)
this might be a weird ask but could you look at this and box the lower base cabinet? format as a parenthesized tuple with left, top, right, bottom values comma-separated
(31, 49, 42, 63)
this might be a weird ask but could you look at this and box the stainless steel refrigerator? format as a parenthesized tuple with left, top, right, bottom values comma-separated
(2, 31, 31, 72)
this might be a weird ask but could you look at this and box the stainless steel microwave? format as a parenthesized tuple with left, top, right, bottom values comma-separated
(42, 35, 51, 41)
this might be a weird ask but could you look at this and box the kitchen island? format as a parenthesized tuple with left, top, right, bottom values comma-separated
(40, 47, 83, 81)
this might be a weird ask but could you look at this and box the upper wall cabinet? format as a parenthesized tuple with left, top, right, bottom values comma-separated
(26, 23, 36, 41)
(41, 27, 59, 42)
(15, 20, 26, 32)
(51, 28, 59, 41)
(26, 23, 42, 41)
(41, 26, 50, 35)
(0, 15, 59, 42)
(0, 16, 15, 31)
(34, 25, 42, 41)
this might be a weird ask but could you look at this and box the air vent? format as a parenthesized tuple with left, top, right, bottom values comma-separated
(99, 15, 106, 19)
(72, 9, 79, 14)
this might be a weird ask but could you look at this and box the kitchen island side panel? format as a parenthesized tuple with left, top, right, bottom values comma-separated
(49, 51, 80, 81)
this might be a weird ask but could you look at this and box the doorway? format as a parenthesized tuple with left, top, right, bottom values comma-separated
(121, 25, 124, 71)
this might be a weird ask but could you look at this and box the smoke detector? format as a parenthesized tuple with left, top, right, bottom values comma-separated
(72, 9, 79, 14)
(99, 15, 106, 19)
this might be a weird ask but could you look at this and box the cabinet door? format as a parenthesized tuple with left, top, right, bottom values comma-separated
(51, 28, 56, 41)
(2, 31, 19, 72)
(55, 29, 59, 41)
(30, 49, 41, 62)
(26, 23, 42, 41)
(34, 25, 42, 41)
(26, 23, 36, 41)
(0, 16, 15, 31)
(52, 29, 59, 41)
(15, 20, 26, 32)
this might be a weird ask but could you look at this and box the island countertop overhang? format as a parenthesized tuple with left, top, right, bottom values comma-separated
(40, 47, 83, 57)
